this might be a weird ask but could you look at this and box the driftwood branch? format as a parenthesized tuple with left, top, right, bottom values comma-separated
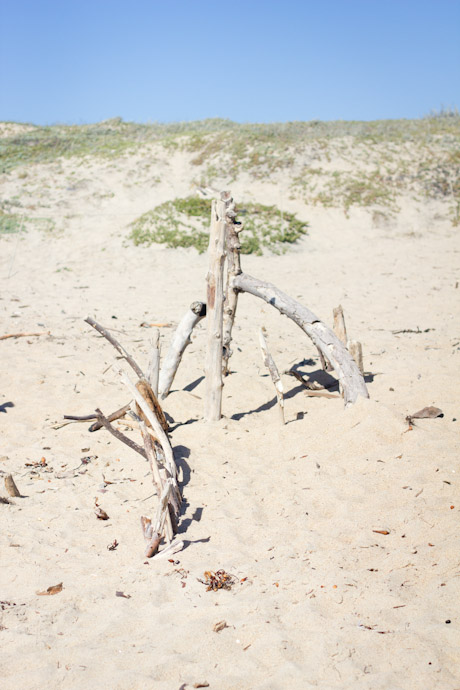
(204, 194, 228, 421)
(232, 273, 369, 406)
(135, 379, 169, 432)
(88, 402, 131, 432)
(347, 340, 364, 375)
(222, 193, 242, 375)
(146, 330, 160, 397)
(85, 317, 144, 378)
(259, 328, 285, 424)
(94, 408, 147, 459)
(158, 301, 206, 399)
(121, 371, 178, 481)
(333, 305, 348, 345)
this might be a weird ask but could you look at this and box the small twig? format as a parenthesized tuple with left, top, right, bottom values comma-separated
(259, 328, 285, 424)
(95, 408, 147, 459)
(64, 413, 98, 421)
(0, 331, 50, 341)
(85, 316, 144, 378)
(88, 402, 131, 432)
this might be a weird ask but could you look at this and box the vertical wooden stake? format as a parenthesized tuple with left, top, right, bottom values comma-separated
(333, 305, 348, 345)
(259, 328, 285, 424)
(204, 194, 227, 421)
(146, 329, 160, 397)
(347, 340, 364, 375)
(222, 194, 242, 376)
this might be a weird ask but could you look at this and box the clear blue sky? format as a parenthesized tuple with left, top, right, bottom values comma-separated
(1, 0, 459, 125)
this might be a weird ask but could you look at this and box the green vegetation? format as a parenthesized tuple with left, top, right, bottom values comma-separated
(0, 210, 24, 234)
(1, 113, 459, 226)
(129, 196, 308, 255)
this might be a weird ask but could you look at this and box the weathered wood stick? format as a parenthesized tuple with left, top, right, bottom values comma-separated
(135, 379, 169, 432)
(88, 402, 131, 432)
(121, 371, 177, 480)
(153, 480, 174, 540)
(5, 474, 21, 497)
(146, 330, 160, 397)
(158, 301, 206, 399)
(259, 328, 285, 424)
(0, 331, 50, 341)
(140, 516, 161, 558)
(333, 305, 348, 345)
(222, 194, 242, 376)
(232, 273, 369, 406)
(204, 195, 227, 421)
(64, 413, 99, 421)
(94, 408, 147, 459)
(85, 316, 144, 379)
(151, 539, 185, 561)
(347, 340, 364, 375)
(139, 421, 175, 539)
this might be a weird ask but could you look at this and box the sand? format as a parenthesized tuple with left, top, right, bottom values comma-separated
(0, 144, 459, 689)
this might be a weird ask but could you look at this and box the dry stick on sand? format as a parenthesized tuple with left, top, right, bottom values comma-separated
(347, 340, 364, 376)
(94, 408, 147, 459)
(88, 402, 131, 432)
(121, 371, 178, 483)
(146, 329, 160, 397)
(333, 305, 348, 345)
(138, 419, 174, 541)
(0, 331, 50, 341)
(141, 480, 175, 557)
(85, 316, 144, 379)
(204, 194, 228, 421)
(259, 328, 285, 424)
(158, 301, 206, 400)
(232, 273, 369, 406)
(222, 194, 242, 376)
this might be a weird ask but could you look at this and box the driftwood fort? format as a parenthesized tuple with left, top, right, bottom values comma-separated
(65, 191, 369, 559)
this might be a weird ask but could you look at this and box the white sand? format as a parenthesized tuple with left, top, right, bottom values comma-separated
(1, 145, 459, 689)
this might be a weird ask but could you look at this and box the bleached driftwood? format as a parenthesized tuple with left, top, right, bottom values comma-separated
(232, 273, 369, 406)
(259, 328, 285, 424)
(135, 379, 169, 432)
(146, 330, 160, 397)
(121, 371, 178, 482)
(138, 420, 175, 540)
(222, 194, 242, 375)
(158, 301, 206, 399)
(94, 408, 147, 459)
(85, 317, 144, 379)
(204, 195, 227, 421)
(333, 305, 348, 345)
(347, 339, 364, 375)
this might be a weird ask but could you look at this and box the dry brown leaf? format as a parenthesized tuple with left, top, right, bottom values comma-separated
(37, 582, 63, 596)
(95, 507, 109, 520)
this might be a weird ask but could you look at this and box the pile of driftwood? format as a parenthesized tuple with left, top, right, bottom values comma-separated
(67, 190, 368, 558)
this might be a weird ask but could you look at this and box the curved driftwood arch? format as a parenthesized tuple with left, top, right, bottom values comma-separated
(231, 273, 369, 406)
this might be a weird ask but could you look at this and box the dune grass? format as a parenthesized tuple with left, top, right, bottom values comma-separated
(129, 196, 308, 255)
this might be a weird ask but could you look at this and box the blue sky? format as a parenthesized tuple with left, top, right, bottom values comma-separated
(1, 0, 459, 124)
